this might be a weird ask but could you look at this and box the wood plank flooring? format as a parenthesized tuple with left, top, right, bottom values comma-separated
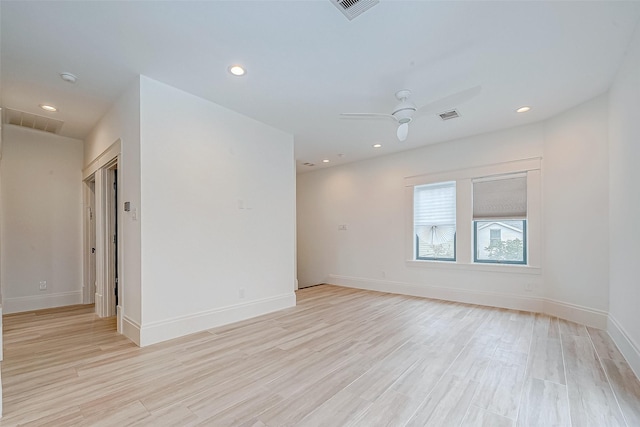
(1, 285, 640, 426)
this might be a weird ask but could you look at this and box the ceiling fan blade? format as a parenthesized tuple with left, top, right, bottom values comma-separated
(340, 113, 397, 121)
(417, 85, 482, 115)
(397, 123, 409, 141)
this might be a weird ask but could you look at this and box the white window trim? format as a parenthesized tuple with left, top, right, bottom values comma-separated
(404, 157, 542, 274)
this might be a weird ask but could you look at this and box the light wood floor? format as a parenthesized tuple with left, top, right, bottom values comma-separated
(2, 285, 640, 426)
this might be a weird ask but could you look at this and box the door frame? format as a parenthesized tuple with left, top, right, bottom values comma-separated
(82, 140, 122, 328)
(82, 178, 96, 305)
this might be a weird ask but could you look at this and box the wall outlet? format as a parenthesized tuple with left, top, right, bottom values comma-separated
(338, 224, 347, 231)
(39, 281, 47, 291)
(239, 288, 245, 299)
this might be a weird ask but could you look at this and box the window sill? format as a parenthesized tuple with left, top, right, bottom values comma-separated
(405, 260, 541, 275)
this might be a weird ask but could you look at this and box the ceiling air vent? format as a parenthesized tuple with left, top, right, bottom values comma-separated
(439, 110, 460, 121)
(303, 162, 315, 167)
(3, 108, 63, 134)
(330, 0, 379, 21)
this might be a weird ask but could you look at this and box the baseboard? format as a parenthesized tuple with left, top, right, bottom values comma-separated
(328, 274, 544, 313)
(2, 291, 82, 314)
(608, 314, 640, 379)
(328, 275, 608, 329)
(138, 292, 296, 347)
(122, 315, 141, 346)
(542, 298, 608, 329)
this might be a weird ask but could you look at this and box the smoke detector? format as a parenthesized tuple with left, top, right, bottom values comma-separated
(330, 0, 379, 20)
(60, 72, 78, 84)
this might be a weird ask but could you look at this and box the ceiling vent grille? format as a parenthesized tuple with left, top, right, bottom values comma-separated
(330, 0, 379, 20)
(2, 108, 63, 134)
(439, 110, 460, 121)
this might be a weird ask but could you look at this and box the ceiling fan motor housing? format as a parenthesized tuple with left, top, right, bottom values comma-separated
(393, 103, 416, 123)
(392, 90, 416, 123)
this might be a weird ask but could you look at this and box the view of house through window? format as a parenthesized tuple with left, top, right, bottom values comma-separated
(474, 220, 527, 263)
(414, 181, 456, 261)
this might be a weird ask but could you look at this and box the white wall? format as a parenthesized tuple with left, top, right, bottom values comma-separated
(543, 95, 610, 315)
(0, 126, 84, 313)
(297, 123, 545, 310)
(297, 94, 610, 327)
(608, 24, 640, 376)
(84, 77, 142, 342)
(138, 77, 296, 346)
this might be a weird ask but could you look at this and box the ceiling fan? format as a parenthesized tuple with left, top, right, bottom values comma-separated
(341, 86, 482, 142)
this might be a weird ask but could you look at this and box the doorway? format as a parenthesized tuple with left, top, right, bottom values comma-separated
(83, 157, 120, 325)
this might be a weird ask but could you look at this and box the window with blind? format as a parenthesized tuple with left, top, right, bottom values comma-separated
(414, 181, 456, 261)
(473, 173, 527, 264)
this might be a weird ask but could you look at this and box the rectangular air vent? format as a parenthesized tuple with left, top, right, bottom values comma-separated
(2, 108, 63, 134)
(330, 0, 379, 20)
(439, 110, 460, 121)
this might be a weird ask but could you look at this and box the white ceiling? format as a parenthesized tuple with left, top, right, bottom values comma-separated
(2, 1, 639, 172)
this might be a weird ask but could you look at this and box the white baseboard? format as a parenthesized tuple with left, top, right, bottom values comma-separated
(608, 315, 640, 379)
(95, 292, 103, 316)
(138, 293, 296, 347)
(328, 274, 544, 313)
(2, 291, 82, 314)
(122, 315, 141, 346)
(542, 298, 608, 329)
(328, 275, 608, 329)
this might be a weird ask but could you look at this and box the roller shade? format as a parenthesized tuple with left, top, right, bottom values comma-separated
(473, 174, 527, 220)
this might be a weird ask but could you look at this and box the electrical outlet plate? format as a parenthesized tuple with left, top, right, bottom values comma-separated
(39, 281, 47, 291)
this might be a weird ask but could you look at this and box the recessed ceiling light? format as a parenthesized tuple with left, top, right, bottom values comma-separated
(228, 65, 246, 76)
(60, 72, 77, 84)
(516, 106, 531, 113)
(322, 159, 330, 163)
(39, 104, 57, 112)
(373, 144, 382, 148)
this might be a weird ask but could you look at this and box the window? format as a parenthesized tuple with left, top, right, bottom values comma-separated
(473, 174, 527, 264)
(475, 220, 527, 263)
(414, 181, 456, 261)
(490, 229, 501, 245)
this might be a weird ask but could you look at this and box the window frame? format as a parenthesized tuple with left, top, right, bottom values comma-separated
(404, 157, 541, 273)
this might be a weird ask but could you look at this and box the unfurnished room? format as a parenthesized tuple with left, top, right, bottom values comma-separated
(0, 1, 639, 425)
